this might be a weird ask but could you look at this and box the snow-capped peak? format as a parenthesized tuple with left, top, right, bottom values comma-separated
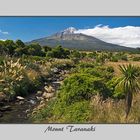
(63, 27, 77, 34)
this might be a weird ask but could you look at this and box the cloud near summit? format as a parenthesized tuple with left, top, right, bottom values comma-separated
(0, 29, 9, 35)
(75, 25, 140, 48)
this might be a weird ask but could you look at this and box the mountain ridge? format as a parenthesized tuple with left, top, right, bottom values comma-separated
(27, 27, 136, 52)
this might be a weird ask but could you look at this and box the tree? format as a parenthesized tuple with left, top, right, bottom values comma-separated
(15, 40, 25, 48)
(117, 64, 140, 118)
(4, 40, 16, 55)
(46, 45, 70, 58)
(0, 40, 5, 54)
(26, 43, 45, 56)
(43, 46, 52, 52)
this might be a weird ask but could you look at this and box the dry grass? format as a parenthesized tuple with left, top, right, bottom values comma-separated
(105, 61, 140, 76)
(90, 93, 140, 123)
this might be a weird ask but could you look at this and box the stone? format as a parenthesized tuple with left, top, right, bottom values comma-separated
(42, 92, 54, 99)
(36, 96, 44, 101)
(52, 81, 63, 85)
(59, 76, 64, 81)
(28, 99, 36, 105)
(16, 96, 25, 100)
(25, 109, 30, 113)
(36, 91, 43, 95)
(19, 101, 24, 105)
(44, 85, 54, 93)
(51, 67, 59, 73)
(37, 104, 45, 110)
(40, 100, 45, 105)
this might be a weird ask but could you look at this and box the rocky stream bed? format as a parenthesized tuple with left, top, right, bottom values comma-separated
(0, 67, 69, 123)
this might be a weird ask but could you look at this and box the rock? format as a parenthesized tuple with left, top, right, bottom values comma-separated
(60, 71, 65, 75)
(47, 78, 52, 82)
(44, 85, 54, 93)
(59, 76, 64, 81)
(37, 103, 45, 110)
(42, 92, 54, 99)
(36, 96, 44, 101)
(51, 67, 59, 74)
(19, 101, 24, 105)
(28, 99, 36, 105)
(44, 82, 48, 85)
(25, 109, 30, 113)
(0, 105, 12, 112)
(0, 92, 7, 102)
(40, 100, 45, 105)
(52, 81, 63, 85)
(36, 91, 43, 95)
(16, 96, 25, 100)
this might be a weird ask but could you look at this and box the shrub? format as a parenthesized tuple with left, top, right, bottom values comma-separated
(77, 62, 95, 68)
(0, 58, 29, 99)
(120, 55, 128, 61)
(49, 100, 92, 123)
(106, 66, 114, 73)
(106, 77, 125, 99)
(133, 57, 140, 61)
(46, 46, 70, 59)
(110, 56, 118, 62)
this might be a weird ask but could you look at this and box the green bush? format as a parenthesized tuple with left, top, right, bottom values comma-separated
(46, 45, 70, 59)
(133, 57, 140, 61)
(106, 77, 125, 99)
(120, 55, 128, 61)
(110, 56, 118, 62)
(50, 100, 92, 123)
(77, 62, 95, 68)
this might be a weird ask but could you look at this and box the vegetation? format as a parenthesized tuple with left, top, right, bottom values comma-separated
(117, 64, 140, 118)
(0, 39, 140, 123)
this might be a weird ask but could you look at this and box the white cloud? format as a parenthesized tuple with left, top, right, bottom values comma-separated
(0, 29, 9, 35)
(75, 25, 140, 48)
(0, 39, 6, 41)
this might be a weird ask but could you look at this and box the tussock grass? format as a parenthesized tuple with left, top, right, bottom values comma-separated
(89, 94, 140, 123)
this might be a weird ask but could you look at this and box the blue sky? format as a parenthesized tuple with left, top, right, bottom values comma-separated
(0, 17, 140, 47)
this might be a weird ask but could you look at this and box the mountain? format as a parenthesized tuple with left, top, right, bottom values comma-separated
(27, 27, 136, 52)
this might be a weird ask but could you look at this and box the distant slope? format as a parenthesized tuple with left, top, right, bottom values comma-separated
(27, 27, 136, 52)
